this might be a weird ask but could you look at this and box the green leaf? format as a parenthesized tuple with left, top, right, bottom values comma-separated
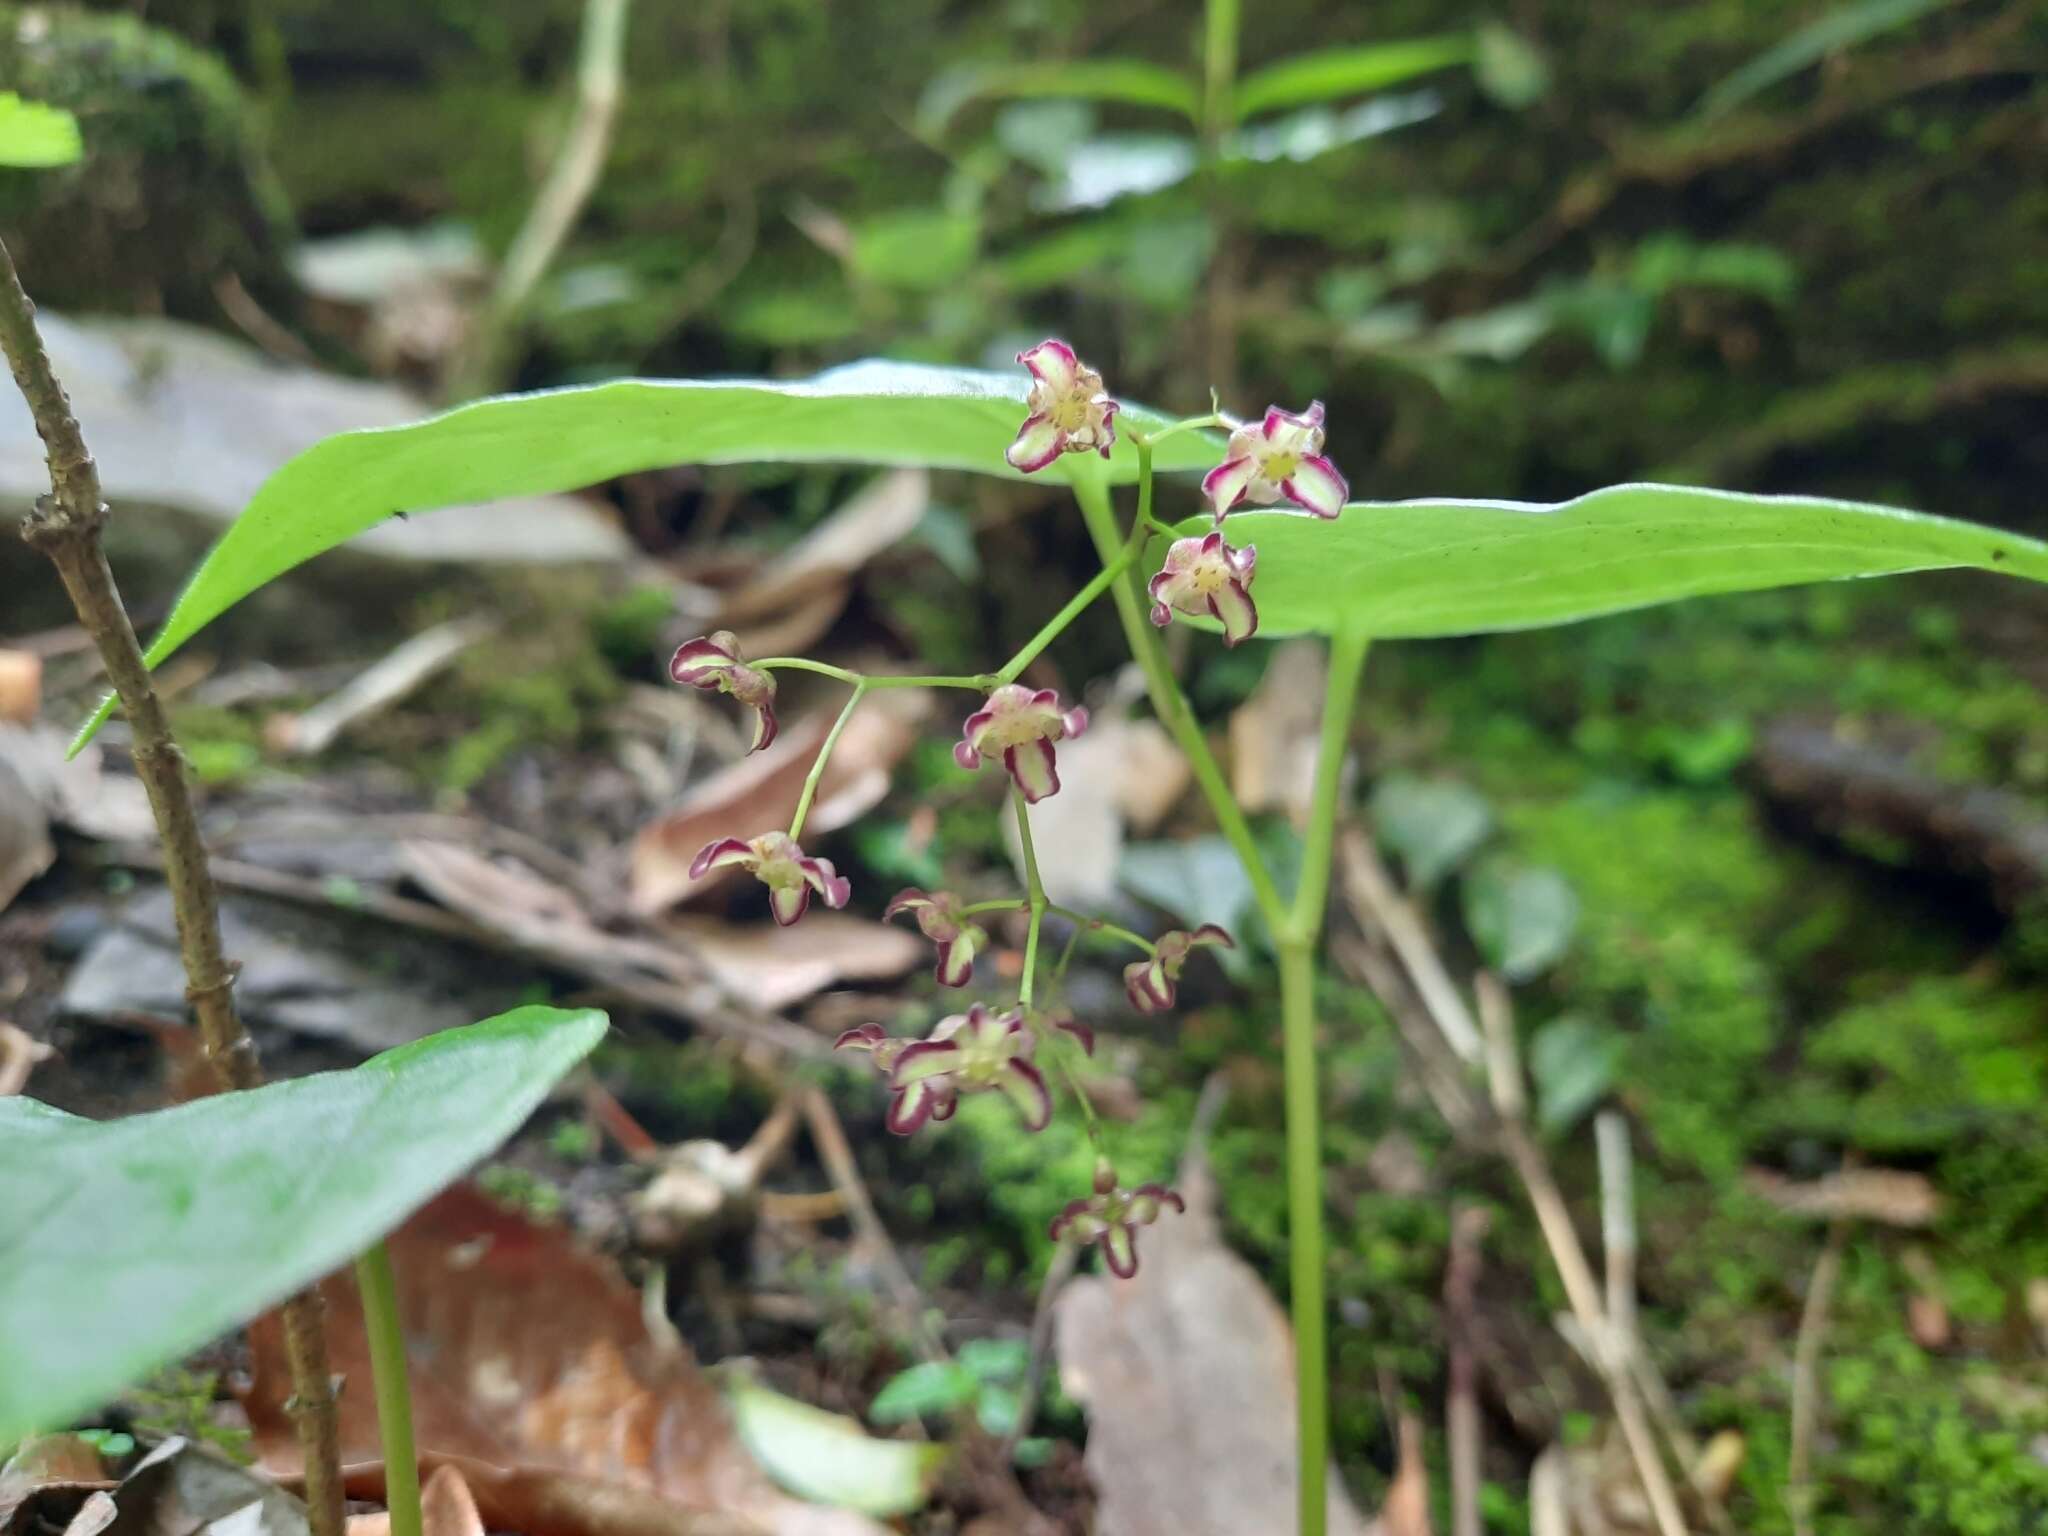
(725, 1377, 947, 1517)
(1170, 485, 2048, 641)
(1529, 1016, 1624, 1135)
(1371, 775, 1493, 889)
(850, 209, 981, 292)
(867, 1362, 977, 1424)
(74, 363, 1221, 752)
(1234, 35, 1475, 120)
(955, 1336, 1028, 1383)
(0, 94, 82, 169)
(1463, 859, 1579, 981)
(1473, 25, 1551, 109)
(919, 59, 1201, 133)
(0, 1006, 607, 1443)
(1693, 0, 1947, 121)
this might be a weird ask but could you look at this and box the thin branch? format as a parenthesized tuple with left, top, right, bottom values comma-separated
(1788, 1219, 1850, 1536)
(1445, 1205, 1490, 1536)
(0, 233, 346, 1536)
(447, 0, 634, 398)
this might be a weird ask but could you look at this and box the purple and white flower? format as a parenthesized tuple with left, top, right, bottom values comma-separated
(954, 684, 1089, 804)
(887, 1003, 1052, 1133)
(1201, 401, 1348, 523)
(1005, 340, 1119, 472)
(669, 631, 779, 754)
(1049, 1160, 1185, 1278)
(884, 888, 988, 988)
(1124, 924, 1235, 1013)
(689, 830, 850, 927)
(835, 1022, 958, 1135)
(1148, 532, 1260, 647)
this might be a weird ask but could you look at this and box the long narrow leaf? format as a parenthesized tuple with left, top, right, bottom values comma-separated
(1234, 35, 1475, 121)
(0, 93, 82, 168)
(1693, 0, 1949, 120)
(919, 59, 1200, 133)
(70, 362, 1221, 751)
(1170, 484, 2048, 639)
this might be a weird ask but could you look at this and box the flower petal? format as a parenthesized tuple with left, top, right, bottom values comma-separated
(1260, 400, 1326, 452)
(1208, 574, 1259, 647)
(886, 1077, 939, 1135)
(1128, 1183, 1187, 1223)
(835, 1023, 887, 1052)
(1201, 455, 1256, 522)
(1054, 1014, 1096, 1056)
(1189, 924, 1236, 950)
(689, 837, 757, 880)
(744, 697, 778, 754)
(1100, 1223, 1140, 1279)
(885, 888, 933, 921)
(1281, 454, 1348, 520)
(768, 883, 810, 926)
(1017, 339, 1079, 395)
(932, 935, 975, 988)
(799, 854, 852, 909)
(1004, 739, 1061, 804)
(1005, 412, 1066, 474)
(1050, 1197, 1106, 1243)
(1124, 957, 1174, 1013)
(892, 1039, 962, 1085)
(668, 633, 740, 685)
(997, 1058, 1053, 1132)
(1059, 704, 1089, 740)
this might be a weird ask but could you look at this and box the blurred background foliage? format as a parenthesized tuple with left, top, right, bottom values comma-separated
(6, 0, 2048, 1529)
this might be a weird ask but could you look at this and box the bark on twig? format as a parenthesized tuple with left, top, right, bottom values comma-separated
(0, 234, 347, 1536)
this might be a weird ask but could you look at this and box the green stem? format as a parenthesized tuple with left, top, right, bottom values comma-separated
(1202, 0, 1240, 151)
(960, 897, 1028, 918)
(1287, 626, 1371, 943)
(996, 539, 1143, 685)
(354, 1242, 421, 1536)
(754, 658, 993, 691)
(1045, 905, 1155, 954)
(788, 682, 867, 838)
(1277, 939, 1327, 1536)
(1069, 473, 1286, 930)
(1012, 790, 1047, 1009)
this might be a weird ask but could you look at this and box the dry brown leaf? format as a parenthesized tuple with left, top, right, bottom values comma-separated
(1378, 1412, 1433, 1536)
(1744, 1166, 1943, 1227)
(1053, 1159, 1373, 1536)
(345, 1465, 485, 1536)
(243, 1187, 880, 1536)
(0, 651, 40, 725)
(629, 693, 924, 916)
(58, 1491, 117, 1536)
(0, 1022, 54, 1096)
(335, 1457, 761, 1536)
(1228, 640, 1326, 827)
(2, 1434, 114, 1534)
(400, 840, 916, 1014)
(711, 471, 929, 657)
(1690, 1430, 1745, 1505)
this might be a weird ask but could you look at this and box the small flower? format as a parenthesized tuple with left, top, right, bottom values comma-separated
(884, 888, 989, 988)
(690, 831, 850, 926)
(954, 685, 1089, 804)
(1147, 532, 1259, 647)
(1037, 1008, 1095, 1058)
(1123, 924, 1235, 1013)
(669, 631, 779, 754)
(1006, 339, 1120, 472)
(1049, 1160, 1185, 1278)
(1201, 401, 1349, 523)
(836, 1022, 958, 1134)
(889, 1002, 1052, 1133)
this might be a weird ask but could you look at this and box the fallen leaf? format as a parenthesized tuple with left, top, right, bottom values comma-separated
(722, 1378, 946, 1519)
(1690, 1430, 1745, 1505)
(2, 1435, 115, 1535)
(1744, 1167, 1942, 1227)
(0, 724, 155, 845)
(1377, 1412, 1433, 1536)
(1054, 1158, 1373, 1536)
(60, 1492, 117, 1536)
(630, 694, 924, 916)
(242, 1187, 883, 1536)
(104, 1438, 309, 1536)
(712, 472, 929, 656)
(1228, 639, 1324, 826)
(0, 745, 51, 912)
(344, 1464, 485, 1536)
(0, 651, 39, 724)
(401, 842, 916, 1014)
(336, 1457, 760, 1536)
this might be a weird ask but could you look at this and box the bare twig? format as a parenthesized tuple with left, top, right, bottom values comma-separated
(1445, 1206, 1491, 1536)
(1788, 1219, 1849, 1536)
(1475, 975, 1690, 1536)
(0, 233, 347, 1536)
(1596, 1113, 1637, 1347)
(447, 0, 633, 398)
(1340, 834, 1484, 1062)
(799, 1088, 946, 1363)
(270, 616, 496, 756)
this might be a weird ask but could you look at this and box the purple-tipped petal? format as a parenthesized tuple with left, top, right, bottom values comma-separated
(886, 1076, 941, 1135)
(1201, 455, 1256, 522)
(768, 883, 810, 926)
(1017, 339, 1079, 394)
(1189, 924, 1236, 950)
(1123, 956, 1174, 1013)
(689, 837, 757, 880)
(1059, 704, 1089, 740)
(998, 1058, 1053, 1131)
(952, 739, 982, 771)
(835, 1023, 887, 1052)
(884, 888, 932, 920)
(744, 697, 778, 753)
(1209, 575, 1259, 647)
(1054, 1014, 1096, 1057)
(1282, 453, 1349, 520)
(932, 936, 975, 988)
(1101, 1223, 1140, 1279)
(1005, 412, 1066, 474)
(891, 1039, 963, 1085)
(668, 633, 741, 683)
(1005, 739, 1061, 803)
(1260, 400, 1326, 449)
(1127, 1184, 1186, 1223)
(798, 854, 851, 909)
